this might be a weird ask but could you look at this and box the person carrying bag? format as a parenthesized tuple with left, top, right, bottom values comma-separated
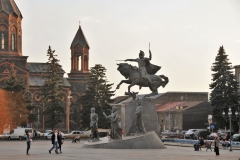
(214, 135, 220, 156)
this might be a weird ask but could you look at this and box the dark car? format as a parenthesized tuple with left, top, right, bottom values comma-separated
(193, 130, 210, 139)
(219, 132, 235, 140)
(219, 132, 227, 140)
(207, 133, 217, 140)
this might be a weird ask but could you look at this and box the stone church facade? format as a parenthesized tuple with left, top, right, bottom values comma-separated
(0, 0, 89, 131)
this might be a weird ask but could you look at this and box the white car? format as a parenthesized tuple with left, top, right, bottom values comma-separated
(43, 130, 52, 139)
(8, 128, 33, 140)
(184, 129, 196, 139)
(65, 131, 85, 139)
(0, 133, 11, 139)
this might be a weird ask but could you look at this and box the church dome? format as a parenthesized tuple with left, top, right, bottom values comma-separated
(0, 0, 22, 18)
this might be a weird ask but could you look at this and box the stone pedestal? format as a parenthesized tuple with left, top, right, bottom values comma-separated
(116, 98, 159, 136)
(82, 131, 166, 149)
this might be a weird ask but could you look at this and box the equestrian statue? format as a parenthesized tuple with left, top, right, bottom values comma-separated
(116, 45, 169, 98)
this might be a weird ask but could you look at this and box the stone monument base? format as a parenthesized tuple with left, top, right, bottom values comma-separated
(82, 131, 166, 149)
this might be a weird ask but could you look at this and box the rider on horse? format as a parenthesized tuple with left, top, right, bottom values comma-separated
(125, 50, 161, 89)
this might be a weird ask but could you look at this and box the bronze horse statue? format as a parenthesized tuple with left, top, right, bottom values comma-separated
(116, 63, 169, 98)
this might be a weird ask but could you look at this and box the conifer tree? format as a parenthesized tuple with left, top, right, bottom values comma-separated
(3, 65, 28, 128)
(40, 46, 65, 129)
(210, 46, 239, 131)
(77, 64, 115, 129)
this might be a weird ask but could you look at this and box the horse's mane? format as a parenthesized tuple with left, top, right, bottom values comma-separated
(121, 63, 138, 71)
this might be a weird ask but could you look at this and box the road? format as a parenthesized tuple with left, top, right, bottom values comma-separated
(0, 139, 239, 160)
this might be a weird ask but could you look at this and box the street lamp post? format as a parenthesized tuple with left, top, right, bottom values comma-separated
(222, 107, 239, 152)
(67, 95, 72, 134)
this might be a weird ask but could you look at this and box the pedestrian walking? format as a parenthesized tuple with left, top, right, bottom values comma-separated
(49, 129, 59, 154)
(214, 135, 220, 155)
(58, 131, 63, 153)
(26, 131, 32, 155)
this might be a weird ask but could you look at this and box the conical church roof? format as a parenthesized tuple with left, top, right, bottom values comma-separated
(71, 25, 89, 49)
(0, 0, 22, 18)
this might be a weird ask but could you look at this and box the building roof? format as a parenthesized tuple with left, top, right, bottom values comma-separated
(156, 101, 204, 112)
(0, 0, 22, 18)
(27, 62, 65, 73)
(29, 76, 71, 87)
(234, 65, 240, 68)
(112, 96, 129, 104)
(71, 25, 89, 49)
(117, 93, 166, 104)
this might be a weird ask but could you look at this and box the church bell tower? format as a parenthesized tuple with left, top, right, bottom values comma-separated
(67, 25, 90, 94)
(0, 0, 23, 56)
(70, 25, 89, 72)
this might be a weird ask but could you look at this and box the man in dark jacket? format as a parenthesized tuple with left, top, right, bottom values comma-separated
(193, 137, 204, 151)
(48, 129, 59, 154)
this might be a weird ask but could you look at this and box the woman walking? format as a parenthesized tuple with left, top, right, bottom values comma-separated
(58, 131, 63, 153)
(26, 131, 32, 155)
(214, 135, 220, 156)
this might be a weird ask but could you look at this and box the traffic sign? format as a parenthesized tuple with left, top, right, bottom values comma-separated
(210, 123, 214, 129)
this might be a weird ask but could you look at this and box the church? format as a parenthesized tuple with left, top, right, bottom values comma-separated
(0, 0, 90, 131)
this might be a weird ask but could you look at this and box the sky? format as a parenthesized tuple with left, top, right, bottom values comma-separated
(15, 0, 240, 97)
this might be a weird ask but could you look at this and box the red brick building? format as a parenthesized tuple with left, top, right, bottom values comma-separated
(0, 0, 90, 131)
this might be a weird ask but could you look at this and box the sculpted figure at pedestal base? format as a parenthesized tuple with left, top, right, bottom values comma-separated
(103, 107, 122, 140)
(90, 107, 99, 140)
(135, 101, 146, 134)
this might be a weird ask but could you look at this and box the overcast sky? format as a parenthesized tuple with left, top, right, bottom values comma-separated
(15, 0, 240, 97)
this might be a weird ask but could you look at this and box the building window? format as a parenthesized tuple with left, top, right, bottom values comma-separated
(11, 34, 15, 50)
(1, 33, 4, 49)
(19, 36, 21, 51)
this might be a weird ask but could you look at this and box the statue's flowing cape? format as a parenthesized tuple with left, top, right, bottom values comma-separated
(146, 60, 161, 75)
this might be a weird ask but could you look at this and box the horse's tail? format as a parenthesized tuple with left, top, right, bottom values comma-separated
(159, 75, 169, 88)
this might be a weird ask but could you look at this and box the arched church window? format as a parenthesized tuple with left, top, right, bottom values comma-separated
(11, 34, 15, 50)
(19, 36, 21, 51)
(84, 55, 88, 71)
(1, 33, 4, 49)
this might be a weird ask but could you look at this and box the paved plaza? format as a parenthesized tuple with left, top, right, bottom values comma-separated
(0, 140, 239, 160)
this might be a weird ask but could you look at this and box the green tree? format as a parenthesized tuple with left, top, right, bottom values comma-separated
(77, 64, 115, 129)
(4, 65, 26, 92)
(40, 46, 65, 129)
(3, 65, 29, 128)
(209, 46, 239, 131)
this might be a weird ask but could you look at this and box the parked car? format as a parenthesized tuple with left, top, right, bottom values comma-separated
(165, 130, 186, 139)
(43, 130, 52, 139)
(36, 131, 43, 137)
(84, 128, 110, 138)
(177, 130, 187, 139)
(65, 131, 86, 139)
(219, 132, 227, 140)
(219, 132, 235, 140)
(8, 127, 33, 140)
(0, 133, 11, 139)
(232, 134, 240, 141)
(161, 130, 170, 135)
(207, 133, 217, 140)
(46, 132, 65, 140)
(184, 129, 196, 139)
(185, 129, 208, 139)
(193, 130, 210, 139)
